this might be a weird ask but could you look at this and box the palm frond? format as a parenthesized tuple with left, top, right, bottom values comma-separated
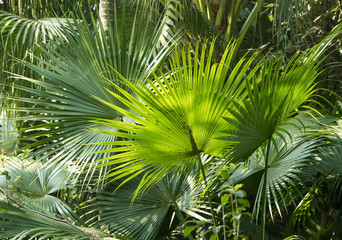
(314, 138, 342, 202)
(92, 41, 260, 194)
(230, 123, 320, 220)
(221, 30, 340, 162)
(0, 11, 69, 53)
(0, 156, 78, 221)
(85, 172, 203, 240)
(1, 5, 175, 185)
(0, 199, 117, 240)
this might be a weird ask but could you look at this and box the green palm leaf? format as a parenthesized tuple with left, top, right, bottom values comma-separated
(222, 22, 342, 163)
(0, 200, 117, 240)
(314, 137, 342, 201)
(230, 126, 319, 220)
(86, 172, 204, 240)
(0, 156, 78, 221)
(222, 45, 329, 163)
(0, 11, 68, 52)
(2, 5, 175, 184)
(92, 41, 260, 194)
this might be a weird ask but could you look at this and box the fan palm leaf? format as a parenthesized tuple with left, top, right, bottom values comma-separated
(220, 24, 342, 238)
(92, 41, 260, 194)
(0, 156, 78, 221)
(221, 27, 341, 162)
(1, 5, 175, 185)
(85, 172, 204, 240)
(226, 119, 319, 217)
(0, 11, 68, 52)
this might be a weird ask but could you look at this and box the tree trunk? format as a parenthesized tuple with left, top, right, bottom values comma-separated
(99, 0, 114, 38)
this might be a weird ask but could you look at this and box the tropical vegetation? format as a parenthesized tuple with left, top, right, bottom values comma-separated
(0, 0, 342, 239)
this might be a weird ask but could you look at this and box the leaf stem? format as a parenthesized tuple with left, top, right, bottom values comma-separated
(222, 200, 226, 240)
(197, 155, 220, 240)
(261, 138, 272, 239)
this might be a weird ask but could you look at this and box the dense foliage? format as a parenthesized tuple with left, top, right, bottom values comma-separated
(0, 0, 342, 239)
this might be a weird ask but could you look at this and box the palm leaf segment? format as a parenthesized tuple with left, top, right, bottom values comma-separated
(93, 41, 259, 193)
(0, 202, 118, 240)
(222, 22, 342, 162)
(223, 47, 326, 163)
(2, 5, 174, 184)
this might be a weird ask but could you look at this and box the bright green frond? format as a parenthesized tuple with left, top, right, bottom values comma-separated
(94, 41, 259, 193)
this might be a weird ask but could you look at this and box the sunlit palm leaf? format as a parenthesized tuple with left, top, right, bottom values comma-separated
(92, 41, 260, 194)
(221, 32, 338, 162)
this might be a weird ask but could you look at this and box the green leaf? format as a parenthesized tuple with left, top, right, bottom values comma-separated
(2, 4, 176, 186)
(221, 194, 230, 205)
(237, 199, 250, 208)
(184, 226, 196, 237)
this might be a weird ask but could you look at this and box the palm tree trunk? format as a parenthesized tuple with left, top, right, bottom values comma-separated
(99, 0, 114, 37)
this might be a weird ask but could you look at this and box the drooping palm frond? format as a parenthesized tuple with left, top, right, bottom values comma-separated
(0, 11, 69, 53)
(91, 41, 260, 194)
(0, 200, 118, 240)
(85, 172, 204, 240)
(1, 4, 175, 185)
